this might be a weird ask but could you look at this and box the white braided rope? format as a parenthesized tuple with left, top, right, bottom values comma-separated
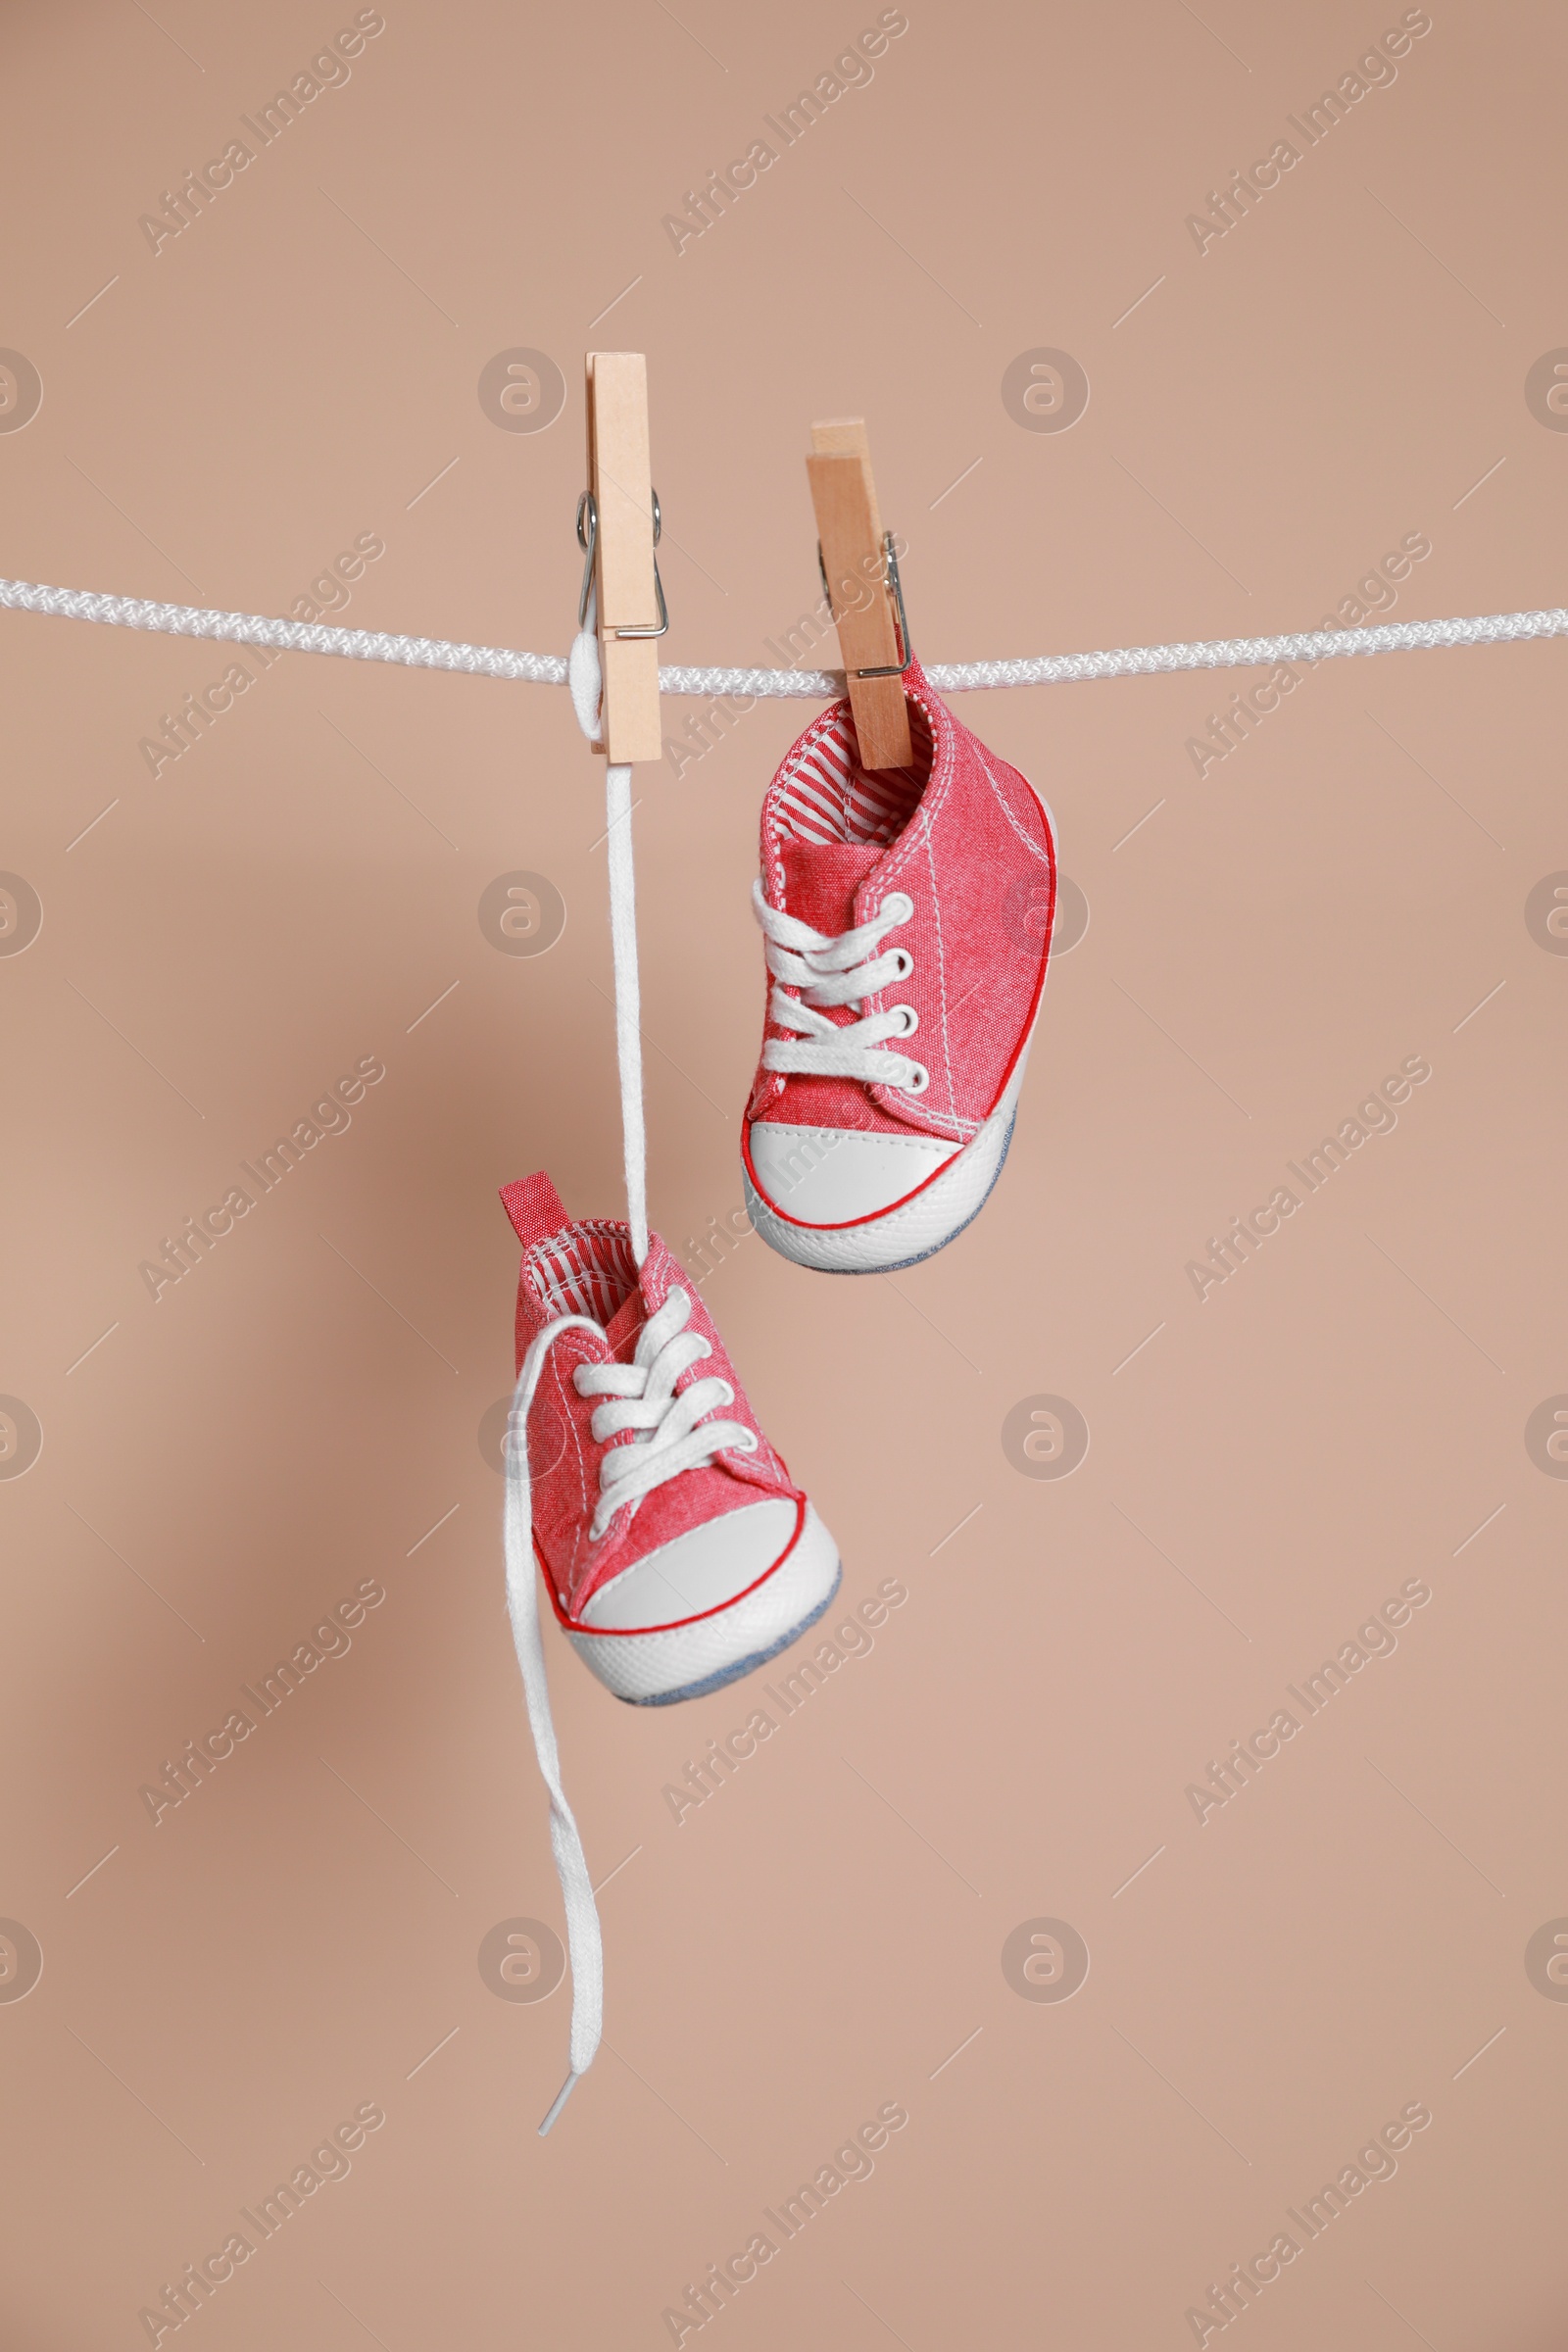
(926, 606, 1568, 688)
(3, 574, 1567, 696)
(658, 661, 840, 697)
(0, 576, 569, 684)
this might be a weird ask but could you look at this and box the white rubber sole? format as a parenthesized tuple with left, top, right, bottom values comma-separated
(744, 1042, 1032, 1274)
(560, 1501, 842, 1705)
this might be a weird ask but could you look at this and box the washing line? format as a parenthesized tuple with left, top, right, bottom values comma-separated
(3, 574, 1566, 699)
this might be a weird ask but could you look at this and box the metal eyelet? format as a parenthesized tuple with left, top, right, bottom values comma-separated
(888, 948, 914, 981)
(889, 1004, 919, 1037)
(901, 1062, 930, 1095)
(881, 891, 914, 926)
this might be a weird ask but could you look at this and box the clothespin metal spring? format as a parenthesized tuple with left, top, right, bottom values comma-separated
(817, 529, 913, 679)
(577, 488, 668, 640)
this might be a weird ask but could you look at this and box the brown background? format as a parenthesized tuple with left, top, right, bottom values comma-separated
(3, 0, 1566, 2344)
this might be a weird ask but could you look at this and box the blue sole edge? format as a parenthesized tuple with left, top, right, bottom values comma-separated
(618, 1561, 845, 1706)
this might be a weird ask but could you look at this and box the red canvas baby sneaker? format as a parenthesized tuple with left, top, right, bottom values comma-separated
(502, 1172, 841, 1704)
(741, 661, 1056, 1273)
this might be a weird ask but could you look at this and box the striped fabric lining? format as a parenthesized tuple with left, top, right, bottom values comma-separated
(770, 702, 932, 850)
(525, 1223, 639, 1326)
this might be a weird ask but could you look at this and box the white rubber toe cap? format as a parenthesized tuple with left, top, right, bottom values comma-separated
(563, 1498, 843, 1705)
(746, 1121, 957, 1227)
(578, 1495, 802, 1630)
(743, 1042, 1033, 1274)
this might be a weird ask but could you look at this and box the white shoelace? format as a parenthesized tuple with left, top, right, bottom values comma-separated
(576, 1288, 756, 1539)
(753, 881, 929, 1097)
(507, 611, 761, 2133)
(568, 603, 650, 1267)
(504, 1285, 755, 2132)
(503, 1310, 606, 2135)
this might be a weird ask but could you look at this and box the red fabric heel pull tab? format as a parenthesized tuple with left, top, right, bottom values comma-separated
(500, 1172, 569, 1248)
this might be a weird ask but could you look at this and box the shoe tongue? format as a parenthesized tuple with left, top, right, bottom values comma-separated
(781, 839, 884, 936)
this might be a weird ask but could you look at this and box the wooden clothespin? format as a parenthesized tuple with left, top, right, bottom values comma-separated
(806, 417, 913, 770)
(579, 352, 665, 764)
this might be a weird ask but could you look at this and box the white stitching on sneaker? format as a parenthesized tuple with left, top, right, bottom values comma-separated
(549, 1343, 594, 1584)
(752, 881, 926, 1093)
(978, 752, 1054, 866)
(921, 825, 962, 1129)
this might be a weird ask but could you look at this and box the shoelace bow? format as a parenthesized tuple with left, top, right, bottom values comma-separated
(752, 881, 928, 1096)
